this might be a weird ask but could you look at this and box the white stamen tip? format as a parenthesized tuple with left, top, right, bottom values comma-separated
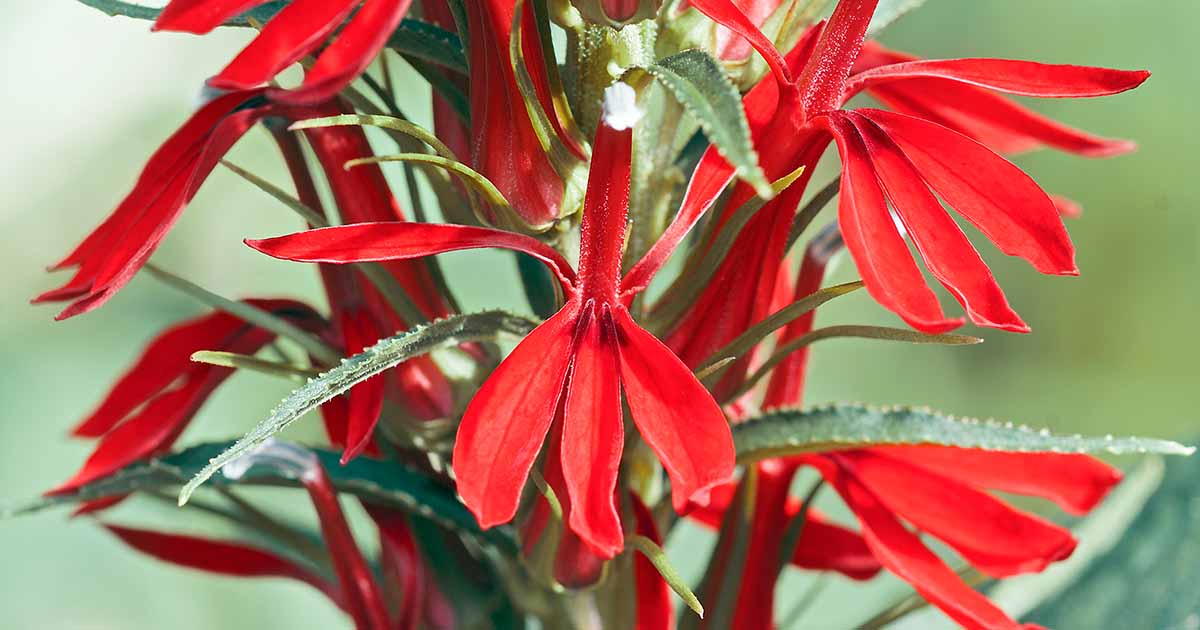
(602, 82, 642, 131)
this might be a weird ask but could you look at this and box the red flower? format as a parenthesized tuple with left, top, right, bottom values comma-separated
(248, 84, 736, 558)
(805, 447, 1120, 630)
(154, 0, 413, 106)
(46, 299, 323, 495)
(669, 0, 1147, 343)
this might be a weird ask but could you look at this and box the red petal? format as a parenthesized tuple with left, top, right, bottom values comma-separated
(841, 451, 1076, 578)
(686, 0, 792, 85)
(369, 507, 455, 630)
(863, 109, 1077, 275)
(577, 114, 633, 301)
(273, 0, 415, 106)
(338, 310, 387, 464)
(560, 303, 625, 557)
(153, 0, 271, 34)
(50, 374, 224, 494)
(822, 114, 962, 333)
(762, 243, 832, 408)
(103, 525, 344, 607)
(631, 494, 674, 630)
(873, 446, 1122, 516)
(303, 465, 391, 630)
(848, 58, 1150, 99)
(612, 307, 734, 512)
(848, 113, 1029, 332)
(247, 222, 578, 294)
(209, 0, 359, 90)
(790, 509, 882, 580)
(71, 309, 247, 437)
(1052, 195, 1084, 219)
(39, 97, 270, 319)
(823, 459, 1026, 630)
(452, 304, 578, 528)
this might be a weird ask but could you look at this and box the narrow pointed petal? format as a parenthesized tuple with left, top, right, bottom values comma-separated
(338, 310, 387, 464)
(849, 113, 1028, 332)
(794, 0, 879, 116)
(842, 451, 1076, 578)
(103, 525, 344, 608)
(71, 310, 248, 437)
(822, 114, 962, 333)
(873, 446, 1122, 516)
(613, 308, 734, 512)
(274, 0, 415, 106)
(208, 0, 359, 90)
(863, 109, 1077, 275)
(848, 58, 1150, 99)
(50, 375, 225, 494)
(561, 304, 625, 557)
(687, 0, 792, 85)
(452, 304, 579, 528)
(153, 0, 271, 33)
(824, 460, 1026, 630)
(248, 222, 577, 293)
(790, 510, 882, 580)
(631, 494, 674, 630)
(303, 465, 391, 630)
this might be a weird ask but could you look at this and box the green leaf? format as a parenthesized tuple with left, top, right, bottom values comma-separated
(733, 403, 1195, 464)
(1024, 451, 1200, 629)
(348, 154, 513, 219)
(648, 49, 772, 199)
(191, 350, 318, 382)
(6, 441, 515, 552)
(178, 311, 539, 505)
(866, 0, 928, 37)
(291, 115, 460, 161)
(627, 534, 705, 619)
(75, 1, 467, 73)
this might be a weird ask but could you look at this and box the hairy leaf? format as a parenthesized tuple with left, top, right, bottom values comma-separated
(734, 404, 1195, 464)
(648, 49, 772, 199)
(178, 311, 538, 505)
(8, 442, 515, 552)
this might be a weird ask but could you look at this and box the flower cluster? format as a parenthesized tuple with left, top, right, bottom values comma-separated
(28, 0, 1169, 628)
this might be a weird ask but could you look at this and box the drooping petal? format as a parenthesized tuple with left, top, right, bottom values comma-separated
(847, 58, 1150, 99)
(302, 464, 391, 630)
(561, 303, 625, 556)
(863, 109, 1077, 275)
(873, 446, 1122, 516)
(631, 494, 674, 630)
(612, 307, 734, 512)
(153, 0, 271, 33)
(840, 451, 1077, 578)
(823, 459, 1026, 630)
(452, 303, 579, 528)
(247, 222, 578, 293)
(338, 310, 388, 464)
(273, 0, 415, 106)
(36, 92, 272, 319)
(849, 112, 1028, 332)
(822, 114, 962, 333)
(103, 525, 344, 608)
(70, 310, 250, 437)
(208, 0, 359, 90)
(789, 510, 882, 580)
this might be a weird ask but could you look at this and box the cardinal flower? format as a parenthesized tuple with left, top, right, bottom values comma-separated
(662, 0, 1148, 361)
(248, 83, 736, 557)
(46, 299, 323, 495)
(153, 0, 414, 106)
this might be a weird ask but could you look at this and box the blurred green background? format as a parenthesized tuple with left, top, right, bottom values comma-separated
(1, 1, 1195, 628)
